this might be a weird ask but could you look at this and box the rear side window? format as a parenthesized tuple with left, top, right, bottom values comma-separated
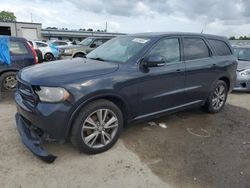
(183, 38, 210, 61)
(208, 39, 232, 56)
(10, 41, 28, 55)
(36, 42, 48, 47)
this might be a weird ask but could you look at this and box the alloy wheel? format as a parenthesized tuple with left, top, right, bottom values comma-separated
(81, 109, 119, 148)
(212, 85, 226, 110)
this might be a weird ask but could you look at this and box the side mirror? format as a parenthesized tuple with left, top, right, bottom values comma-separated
(90, 43, 96, 48)
(141, 55, 166, 68)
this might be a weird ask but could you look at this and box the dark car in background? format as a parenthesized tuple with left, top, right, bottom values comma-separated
(15, 32, 237, 163)
(60, 36, 112, 58)
(233, 46, 250, 91)
(0, 36, 38, 91)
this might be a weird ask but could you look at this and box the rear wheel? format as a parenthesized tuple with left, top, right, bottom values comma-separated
(0, 71, 17, 92)
(205, 80, 228, 113)
(44, 53, 54, 62)
(70, 99, 123, 154)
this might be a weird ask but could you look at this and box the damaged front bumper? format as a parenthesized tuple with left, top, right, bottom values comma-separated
(15, 113, 57, 163)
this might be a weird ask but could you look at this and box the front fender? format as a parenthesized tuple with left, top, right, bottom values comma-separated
(64, 91, 131, 139)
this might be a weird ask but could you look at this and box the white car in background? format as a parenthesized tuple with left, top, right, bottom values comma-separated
(28, 41, 59, 62)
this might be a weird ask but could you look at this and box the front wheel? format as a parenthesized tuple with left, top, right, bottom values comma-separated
(44, 53, 54, 62)
(205, 80, 228, 113)
(70, 100, 123, 154)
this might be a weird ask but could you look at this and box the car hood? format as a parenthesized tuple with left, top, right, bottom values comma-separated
(237, 60, 250, 71)
(19, 58, 119, 86)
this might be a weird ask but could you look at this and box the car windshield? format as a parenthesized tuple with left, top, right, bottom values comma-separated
(79, 38, 94, 46)
(234, 48, 250, 61)
(86, 36, 150, 63)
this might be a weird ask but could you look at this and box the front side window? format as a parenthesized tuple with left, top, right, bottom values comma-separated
(10, 41, 28, 55)
(79, 38, 94, 46)
(148, 38, 180, 63)
(184, 38, 210, 61)
(92, 39, 105, 47)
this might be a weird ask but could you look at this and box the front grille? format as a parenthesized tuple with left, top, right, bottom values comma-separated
(17, 81, 37, 108)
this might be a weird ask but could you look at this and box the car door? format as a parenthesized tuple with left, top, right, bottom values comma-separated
(137, 37, 186, 117)
(182, 36, 217, 104)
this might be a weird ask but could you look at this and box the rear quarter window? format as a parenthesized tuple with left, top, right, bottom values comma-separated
(208, 39, 232, 56)
(10, 41, 28, 55)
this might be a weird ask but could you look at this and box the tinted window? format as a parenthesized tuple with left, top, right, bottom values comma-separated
(10, 41, 28, 55)
(58, 42, 67, 46)
(148, 38, 180, 63)
(36, 42, 48, 47)
(208, 39, 232, 56)
(184, 38, 210, 61)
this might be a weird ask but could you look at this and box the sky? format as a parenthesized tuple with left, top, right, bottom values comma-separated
(1, 0, 250, 37)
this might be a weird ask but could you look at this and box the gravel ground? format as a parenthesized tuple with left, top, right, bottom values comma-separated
(0, 92, 249, 188)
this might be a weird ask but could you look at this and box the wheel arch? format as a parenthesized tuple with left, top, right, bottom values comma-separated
(203, 75, 231, 106)
(65, 93, 130, 139)
(0, 69, 19, 76)
(218, 76, 230, 90)
(72, 51, 86, 58)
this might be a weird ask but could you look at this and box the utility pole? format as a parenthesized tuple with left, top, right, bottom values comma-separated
(30, 13, 33, 23)
(105, 21, 107, 32)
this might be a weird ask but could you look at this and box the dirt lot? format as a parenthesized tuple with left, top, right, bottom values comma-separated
(0, 92, 250, 188)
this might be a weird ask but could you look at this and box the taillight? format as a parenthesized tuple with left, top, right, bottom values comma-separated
(27, 42, 38, 64)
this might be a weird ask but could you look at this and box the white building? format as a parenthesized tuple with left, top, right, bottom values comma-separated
(0, 21, 125, 41)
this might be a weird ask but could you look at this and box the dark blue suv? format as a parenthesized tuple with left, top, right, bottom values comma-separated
(15, 32, 237, 163)
(0, 36, 37, 91)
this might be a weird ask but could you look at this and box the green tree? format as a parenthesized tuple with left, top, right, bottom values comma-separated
(229, 36, 236, 40)
(0, 11, 16, 22)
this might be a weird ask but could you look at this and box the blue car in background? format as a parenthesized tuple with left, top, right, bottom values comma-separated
(0, 36, 38, 91)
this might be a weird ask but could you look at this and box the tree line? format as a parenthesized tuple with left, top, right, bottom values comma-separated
(229, 36, 250, 40)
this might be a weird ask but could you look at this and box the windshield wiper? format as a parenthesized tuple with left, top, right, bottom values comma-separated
(88, 57, 105, 61)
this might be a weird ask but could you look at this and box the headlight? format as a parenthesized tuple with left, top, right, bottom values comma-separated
(64, 49, 73, 54)
(240, 69, 250, 77)
(34, 87, 70, 102)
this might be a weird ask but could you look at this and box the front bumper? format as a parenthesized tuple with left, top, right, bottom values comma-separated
(233, 73, 250, 91)
(15, 113, 56, 163)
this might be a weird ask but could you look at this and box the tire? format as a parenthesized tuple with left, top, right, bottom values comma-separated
(73, 53, 86, 58)
(205, 80, 228, 113)
(44, 53, 54, 62)
(35, 49, 43, 63)
(70, 99, 123, 154)
(0, 71, 17, 92)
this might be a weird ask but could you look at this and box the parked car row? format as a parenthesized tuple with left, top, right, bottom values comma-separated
(0, 36, 114, 92)
(59, 36, 113, 58)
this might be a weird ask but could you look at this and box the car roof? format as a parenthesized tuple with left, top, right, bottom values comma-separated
(126, 32, 227, 40)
